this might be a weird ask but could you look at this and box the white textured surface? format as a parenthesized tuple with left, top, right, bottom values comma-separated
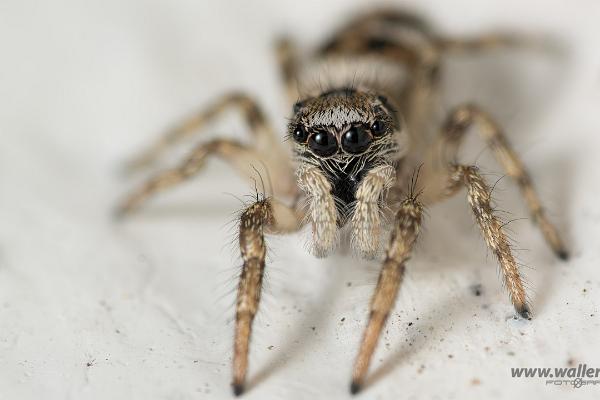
(1, 1, 599, 399)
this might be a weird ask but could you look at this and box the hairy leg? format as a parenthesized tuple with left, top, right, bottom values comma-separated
(351, 195, 423, 393)
(232, 198, 302, 395)
(351, 164, 396, 258)
(447, 164, 530, 318)
(116, 139, 275, 216)
(275, 37, 300, 106)
(435, 104, 567, 259)
(125, 92, 285, 174)
(436, 33, 551, 53)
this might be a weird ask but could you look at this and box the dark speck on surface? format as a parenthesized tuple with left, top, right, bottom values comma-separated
(470, 284, 483, 297)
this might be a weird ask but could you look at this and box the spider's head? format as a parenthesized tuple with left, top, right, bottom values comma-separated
(288, 87, 402, 162)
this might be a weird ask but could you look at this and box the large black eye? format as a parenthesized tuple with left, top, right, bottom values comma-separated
(370, 120, 386, 136)
(341, 125, 372, 154)
(308, 130, 338, 157)
(292, 124, 308, 143)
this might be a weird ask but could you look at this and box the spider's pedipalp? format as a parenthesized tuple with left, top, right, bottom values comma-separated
(296, 164, 338, 257)
(351, 163, 396, 258)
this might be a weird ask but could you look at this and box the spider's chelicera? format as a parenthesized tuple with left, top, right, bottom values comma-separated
(117, 8, 569, 396)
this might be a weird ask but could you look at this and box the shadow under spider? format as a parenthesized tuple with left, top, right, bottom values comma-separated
(245, 249, 371, 391)
(363, 288, 470, 390)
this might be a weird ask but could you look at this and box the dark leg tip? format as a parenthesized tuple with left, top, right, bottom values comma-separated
(350, 381, 362, 395)
(516, 304, 532, 320)
(232, 383, 244, 397)
(556, 249, 570, 261)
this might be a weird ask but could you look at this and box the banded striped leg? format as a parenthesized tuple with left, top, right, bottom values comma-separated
(125, 92, 284, 174)
(351, 196, 423, 394)
(438, 104, 568, 259)
(232, 198, 302, 396)
(448, 165, 530, 318)
(116, 139, 267, 216)
(436, 34, 549, 53)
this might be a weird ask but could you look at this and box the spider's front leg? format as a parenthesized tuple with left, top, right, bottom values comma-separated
(351, 195, 423, 393)
(232, 197, 302, 396)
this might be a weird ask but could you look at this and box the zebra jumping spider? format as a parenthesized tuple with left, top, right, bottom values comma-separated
(117, 8, 568, 395)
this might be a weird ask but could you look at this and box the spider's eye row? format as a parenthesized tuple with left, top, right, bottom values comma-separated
(292, 124, 309, 143)
(341, 125, 372, 154)
(370, 120, 386, 136)
(308, 130, 338, 157)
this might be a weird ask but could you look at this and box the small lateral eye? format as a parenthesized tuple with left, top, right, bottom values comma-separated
(370, 120, 385, 136)
(293, 101, 304, 114)
(292, 124, 309, 143)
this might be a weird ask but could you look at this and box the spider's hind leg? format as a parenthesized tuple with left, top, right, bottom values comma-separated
(275, 37, 301, 106)
(117, 92, 297, 216)
(116, 139, 277, 216)
(124, 92, 287, 175)
(433, 104, 568, 259)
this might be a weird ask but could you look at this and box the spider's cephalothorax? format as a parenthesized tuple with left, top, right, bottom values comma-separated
(117, 8, 569, 396)
(289, 88, 404, 225)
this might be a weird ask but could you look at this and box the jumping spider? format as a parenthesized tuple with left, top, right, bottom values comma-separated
(117, 9, 568, 396)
